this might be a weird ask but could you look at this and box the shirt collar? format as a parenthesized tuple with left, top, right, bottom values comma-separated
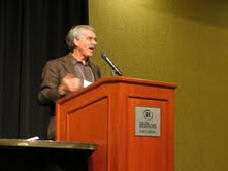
(70, 55, 90, 66)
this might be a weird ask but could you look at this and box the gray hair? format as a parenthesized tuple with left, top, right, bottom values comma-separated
(65, 25, 95, 52)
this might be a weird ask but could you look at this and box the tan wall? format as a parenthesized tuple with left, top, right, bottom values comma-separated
(89, 0, 228, 170)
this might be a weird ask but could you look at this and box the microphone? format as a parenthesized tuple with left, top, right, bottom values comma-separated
(101, 53, 123, 76)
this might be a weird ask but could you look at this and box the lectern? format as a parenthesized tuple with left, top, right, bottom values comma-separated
(56, 76, 176, 171)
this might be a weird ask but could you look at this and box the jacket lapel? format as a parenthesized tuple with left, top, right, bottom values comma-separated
(63, 54, 79, 77)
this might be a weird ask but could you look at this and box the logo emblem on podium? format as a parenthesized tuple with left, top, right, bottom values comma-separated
(143, 109, 153, 121)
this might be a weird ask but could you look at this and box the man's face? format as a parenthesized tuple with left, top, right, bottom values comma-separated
(75, 29, 97, 58)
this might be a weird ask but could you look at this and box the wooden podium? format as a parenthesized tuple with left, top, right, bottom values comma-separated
(55, 76, 176, 171)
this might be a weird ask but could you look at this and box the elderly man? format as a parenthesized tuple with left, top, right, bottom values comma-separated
(38, 25, 101, 139)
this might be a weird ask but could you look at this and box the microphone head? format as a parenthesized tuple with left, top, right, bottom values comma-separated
(101, 53, 107, 59)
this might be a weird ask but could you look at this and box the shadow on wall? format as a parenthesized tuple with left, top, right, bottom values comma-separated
(140, 0, 228, 28)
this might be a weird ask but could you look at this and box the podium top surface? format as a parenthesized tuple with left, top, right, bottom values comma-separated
(56, 76, 177, 104)
(0, 138, 97, 151)
(90, 76, 177, 89)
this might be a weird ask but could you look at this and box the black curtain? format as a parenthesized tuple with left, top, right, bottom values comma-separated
(0, 0, 88, 139)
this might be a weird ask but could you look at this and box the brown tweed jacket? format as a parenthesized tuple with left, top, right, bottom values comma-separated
(38, 54, 101, 139)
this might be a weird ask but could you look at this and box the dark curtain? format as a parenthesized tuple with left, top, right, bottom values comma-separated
(0, 0, 88, 139)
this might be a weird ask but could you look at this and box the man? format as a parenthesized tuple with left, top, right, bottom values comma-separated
(38, 25, 101, 139)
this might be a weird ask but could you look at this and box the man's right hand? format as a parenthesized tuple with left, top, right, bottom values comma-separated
(58, 74, 82, 96)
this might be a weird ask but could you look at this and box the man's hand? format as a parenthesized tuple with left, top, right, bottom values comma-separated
(58, 74, 82, 96)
